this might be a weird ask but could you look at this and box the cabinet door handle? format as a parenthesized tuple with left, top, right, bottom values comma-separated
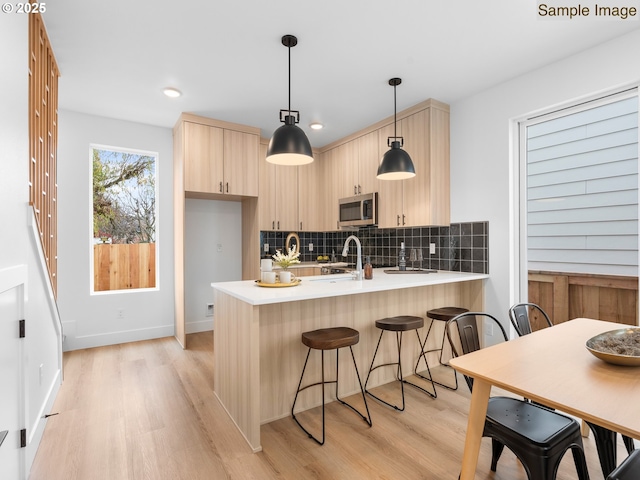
(397, 215, 400, 226)
(358, 185, 361, 194)
(225, 182, 229, 193)
(219, 181, 223, 193)
(272, 221, 275, 230)
(277, 221, 280, 230)
(337, 220, 339, 229)
(402, 214, 406, 226)
(354, 185, 357, 195)
(300, 222, 303, 230)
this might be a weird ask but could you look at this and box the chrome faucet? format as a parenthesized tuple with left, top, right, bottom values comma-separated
(342, 235, 363, 280)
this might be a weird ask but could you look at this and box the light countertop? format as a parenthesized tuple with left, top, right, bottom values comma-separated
(212, 269, 488, 306)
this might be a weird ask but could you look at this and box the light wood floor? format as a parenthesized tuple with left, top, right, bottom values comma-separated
(30, 332, 631, 480)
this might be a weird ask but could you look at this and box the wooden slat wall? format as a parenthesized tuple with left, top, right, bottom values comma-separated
(93, 244, 156, 292)
(29, 13, 60, 296)
(529, 270, 638, 327)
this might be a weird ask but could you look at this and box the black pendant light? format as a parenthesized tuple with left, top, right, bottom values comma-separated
(377, 78, 416, 180)
(266, 35, 313, 166)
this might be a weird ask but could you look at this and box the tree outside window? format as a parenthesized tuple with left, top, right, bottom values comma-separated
(91, 145, 158, 292)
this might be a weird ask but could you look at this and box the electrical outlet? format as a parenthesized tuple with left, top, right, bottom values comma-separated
(217, 243, 223, 252)
(429, 243, 436, 255)
(206, 303, 214, 317)
(117, 309, 125, 319)
(484, 319, 494, 336)
(263, 243, 269, 253)
(309, 243, 313, 252)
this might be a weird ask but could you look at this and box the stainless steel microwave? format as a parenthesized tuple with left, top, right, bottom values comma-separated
(338, 193, 378, 228)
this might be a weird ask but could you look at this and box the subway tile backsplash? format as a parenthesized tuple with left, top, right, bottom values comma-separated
(259, 221, 489, 274)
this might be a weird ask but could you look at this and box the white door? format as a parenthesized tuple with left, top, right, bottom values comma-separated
(0, 267, 26, 479)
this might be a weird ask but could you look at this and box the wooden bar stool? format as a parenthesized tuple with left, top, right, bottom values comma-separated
(416, 306, 469, 391)
(291, 327, 372, 445)
(364, 315, 436, 411)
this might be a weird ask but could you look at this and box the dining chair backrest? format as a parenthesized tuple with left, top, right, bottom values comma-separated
(445, 312, 508, 392)
(508, 303, 552, 337)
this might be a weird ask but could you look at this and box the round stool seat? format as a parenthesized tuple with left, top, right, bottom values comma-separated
(302, 327, 359, 350)
(427, 306, 469, 322)
(375, 315, 424, 332)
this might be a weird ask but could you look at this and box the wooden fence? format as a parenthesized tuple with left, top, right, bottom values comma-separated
(528, 271, 638, 329)
(94, 243, 156, 292)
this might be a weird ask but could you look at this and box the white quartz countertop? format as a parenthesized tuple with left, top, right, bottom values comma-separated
(212, 269, 488, 306)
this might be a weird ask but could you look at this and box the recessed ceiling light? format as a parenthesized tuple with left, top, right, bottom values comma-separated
(309, 122, 323, 130)
(163, 87, 182, 98)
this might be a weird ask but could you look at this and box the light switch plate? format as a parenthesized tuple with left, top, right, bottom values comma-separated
(309, 243, 313, 252)
(264, 243, 269, 253)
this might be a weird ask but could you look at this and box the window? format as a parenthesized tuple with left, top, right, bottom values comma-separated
(91, 145, 158, 293)
(524, 93, 638, 276)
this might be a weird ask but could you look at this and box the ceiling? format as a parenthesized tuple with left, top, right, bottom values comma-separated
(43, 0, 638, 148)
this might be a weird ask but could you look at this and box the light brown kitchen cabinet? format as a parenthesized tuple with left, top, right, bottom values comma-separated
(183, 120, 259, 197)
(258, 141, 299, 231)
(376, 101, 450, 228)
(297, 155, 324, 231)
(224, 129, 259, 196)
(173, 113, 261, 348)
(357, 130, 380, 196)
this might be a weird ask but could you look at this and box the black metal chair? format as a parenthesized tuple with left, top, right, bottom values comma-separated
(508, 302, 552, 335)
(607, 449, 640, 480)
(446, 312, 590, 480)
(509, 302, 636, 477)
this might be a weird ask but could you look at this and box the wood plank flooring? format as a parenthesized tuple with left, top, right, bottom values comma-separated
(30, 332, 631, 480)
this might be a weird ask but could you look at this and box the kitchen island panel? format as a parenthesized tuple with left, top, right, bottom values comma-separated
(256, 280, 485, 427)
(213, 274, 485, 452)
(213, 290, 261, 452)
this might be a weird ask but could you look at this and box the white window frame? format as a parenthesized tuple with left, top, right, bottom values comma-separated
(89, 143, 160, 295)
(512, 87, 639, 303)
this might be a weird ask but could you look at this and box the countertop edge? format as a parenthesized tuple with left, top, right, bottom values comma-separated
(212, 270, 489, 306)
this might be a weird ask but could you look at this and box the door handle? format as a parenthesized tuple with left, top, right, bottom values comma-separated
(402, 214, 406, 226)
(225, 182, 229, 193)
(272, 221, 275, 230)
(219, 181, 223, 193)
(397, 215, 400, 226)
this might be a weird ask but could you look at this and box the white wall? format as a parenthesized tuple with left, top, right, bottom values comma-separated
(450, 29, 640, 329)
(1, 15, 62, 478)
(57, 110, 175, 350)
(184, 198, 242, 333)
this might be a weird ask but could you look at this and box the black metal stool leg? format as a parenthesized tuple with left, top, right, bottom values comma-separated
(335, 346, 372, 427)
(403, 330, 436, 399)
(292, 347, 327, 445)
(365, 329, 407, 410)
(415, 319, 458, 391)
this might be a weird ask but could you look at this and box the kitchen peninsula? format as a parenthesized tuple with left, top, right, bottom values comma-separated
(212, 269, 487, 452)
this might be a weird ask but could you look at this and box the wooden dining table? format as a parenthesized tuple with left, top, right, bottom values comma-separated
(449, 317, 640, 480)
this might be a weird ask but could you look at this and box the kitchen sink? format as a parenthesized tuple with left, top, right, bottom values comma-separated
(310, 275, 355, 283)
(383, 269, 437, 274)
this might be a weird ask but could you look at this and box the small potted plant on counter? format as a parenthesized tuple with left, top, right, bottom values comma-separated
(272, 246, 300, 283)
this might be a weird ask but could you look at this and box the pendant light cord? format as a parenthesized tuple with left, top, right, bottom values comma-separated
(288, 43, 291, 114)
(393, 83, 397, 139)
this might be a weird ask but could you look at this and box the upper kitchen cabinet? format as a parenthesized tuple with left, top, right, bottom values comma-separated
(259, 140, 299, 231)
(376, 100, 450, 228)
(177, 114, 259, 198)
(297, 153, 324, 231)
(357, 130, 380, 196)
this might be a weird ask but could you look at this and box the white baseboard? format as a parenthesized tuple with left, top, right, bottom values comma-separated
(26, 368, 61, 476)
(186, 318, 214, 334)
(62, 324, 175, 351)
